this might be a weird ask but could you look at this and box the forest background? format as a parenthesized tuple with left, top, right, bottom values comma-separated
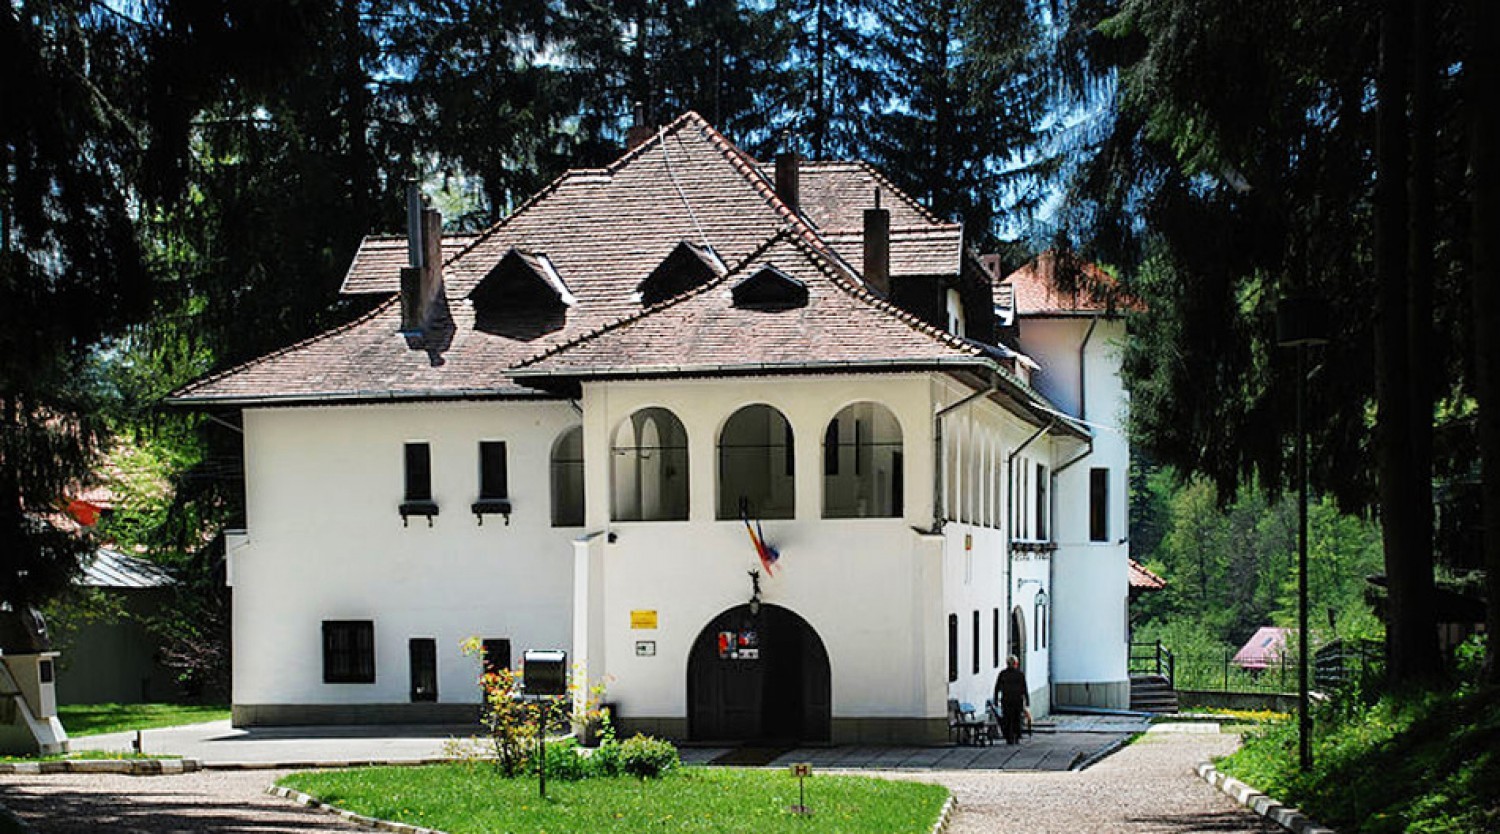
(3, 0, 1497, 697)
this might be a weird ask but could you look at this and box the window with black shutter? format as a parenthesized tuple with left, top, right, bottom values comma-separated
(947, 614, 958, 683)
(971, 610, 980, 674)
(1090, 468, 1109, 542)
(401, 443, 438, 523)
(323, 620, 375, 684)
(473, 441, 511, 521)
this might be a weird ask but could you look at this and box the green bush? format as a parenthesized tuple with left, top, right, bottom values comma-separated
(534, 738, 592, 782)
(617, 734, 678, 778)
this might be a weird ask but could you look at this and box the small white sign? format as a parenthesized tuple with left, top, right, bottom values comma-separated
(635, 640, 656, 657)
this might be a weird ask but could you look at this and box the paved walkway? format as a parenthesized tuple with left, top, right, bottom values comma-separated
(66, 713, 1151, 770)
(2, 722, 1275, 834)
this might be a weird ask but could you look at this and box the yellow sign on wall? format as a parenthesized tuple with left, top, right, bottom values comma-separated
(630, 609, 658, 629)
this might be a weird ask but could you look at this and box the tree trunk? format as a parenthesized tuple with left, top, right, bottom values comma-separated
(1472, 0, 1500, 685)
(1375, 0, 1441, 686)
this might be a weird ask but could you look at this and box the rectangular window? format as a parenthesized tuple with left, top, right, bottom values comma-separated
(971, 611, 980, 674)
(992, 608, 1001, 668)
(1090, 468, 1110, 542)
(1035, 463, 1048, 540)
(479, 441, 508, 499)
(482, 638, 512, 676)
(947, 614, 958, 683)
(323, 620, 375, 684)
(404, 443, 432, 501)
(409, 638, 437, 702)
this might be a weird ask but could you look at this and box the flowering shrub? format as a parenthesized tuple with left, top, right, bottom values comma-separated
(459, 637, 605, 777)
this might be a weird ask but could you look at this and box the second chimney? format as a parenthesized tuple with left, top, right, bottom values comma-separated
(625, 101, 655, 152)
(775, 150, 800, 214)
(401, 185, 445, 333)
(864, 189, 890, 296)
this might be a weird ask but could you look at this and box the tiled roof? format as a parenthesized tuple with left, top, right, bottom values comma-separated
(512, 234, 988, 379)
(1004, 252, 1137, 317)
(1128, 559, 1166, 591)
(340, 234, 480, 295)
(762, 161, 948, 231)
(172, 112, 1028, 406)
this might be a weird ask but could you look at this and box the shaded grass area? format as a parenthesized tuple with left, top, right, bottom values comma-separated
(0, 749, 179, 763)
(279, 763, 948, 834)
(1218, 687, 1499, 834)
(57, 703, 228, 737)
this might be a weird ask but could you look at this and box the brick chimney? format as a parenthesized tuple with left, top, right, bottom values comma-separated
(400, 183, 444, 333)
(863, 189, 890, 295)
(625, 101, 655, 152)
(775, 150, 801, 214)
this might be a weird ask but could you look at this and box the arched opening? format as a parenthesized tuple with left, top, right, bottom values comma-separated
(822, 402, 903, 518)
(611, 408, 689, 521)
(1009, 607, 1027, 674)
(550, 426, 584, 527)
(717, 404, 795, 520)
(687, 604, 831, 743)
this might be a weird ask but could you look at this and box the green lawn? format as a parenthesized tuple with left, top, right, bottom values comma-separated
(278, 764, 948, 834)
(57, 703, 229, 737)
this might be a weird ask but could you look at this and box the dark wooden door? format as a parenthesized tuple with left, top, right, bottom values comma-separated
(687, 604, 830, 743)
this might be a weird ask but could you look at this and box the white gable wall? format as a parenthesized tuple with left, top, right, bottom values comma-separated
(1018, 317, 1132, 707)
(232, 401, 580, 719)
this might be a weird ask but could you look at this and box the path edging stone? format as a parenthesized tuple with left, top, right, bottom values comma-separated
(930, 795, 956, 834)
(1196, 761, 1336, 834)
(267, 785, 446, 834)
(0, 758, 202, 775)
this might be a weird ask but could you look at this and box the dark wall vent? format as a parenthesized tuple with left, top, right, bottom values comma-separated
(732, 265, 808, 310)
(639, 241, 725, 306)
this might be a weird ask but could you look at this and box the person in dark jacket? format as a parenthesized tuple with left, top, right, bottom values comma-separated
(992, 655, 1030, 744)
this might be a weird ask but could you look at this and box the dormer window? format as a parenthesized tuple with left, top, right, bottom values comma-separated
(638, 241, 725, 306)
(731, 265, 808, 310)
(469, 248, 573, 336)
(946, 288, 966, 338)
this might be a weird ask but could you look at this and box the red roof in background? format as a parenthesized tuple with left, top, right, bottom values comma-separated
(1233, 627, 1293, 670)
(1128, 559, 1166, 591)
(1002, 252, 1138, 317)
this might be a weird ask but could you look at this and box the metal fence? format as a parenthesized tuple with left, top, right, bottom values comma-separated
(1130, 639, 1384, 696)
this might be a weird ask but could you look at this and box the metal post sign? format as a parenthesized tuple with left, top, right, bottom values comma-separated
(788, 763, 813, 815)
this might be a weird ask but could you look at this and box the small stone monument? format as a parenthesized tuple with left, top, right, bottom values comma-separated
(0, 607, 69, 756)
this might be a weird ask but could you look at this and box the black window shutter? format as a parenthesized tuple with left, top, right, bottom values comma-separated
(480, 441, 508, 499)
(405, 443, 432, 501)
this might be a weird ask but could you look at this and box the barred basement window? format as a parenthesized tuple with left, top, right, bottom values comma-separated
(409, 638, 437, 702)
(323, 620, 375, 684)
(482, 638, 512, 675)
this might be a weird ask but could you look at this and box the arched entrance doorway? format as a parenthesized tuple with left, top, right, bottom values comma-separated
(687, 604, 831, 743)
(1009, 607, 1026, 673)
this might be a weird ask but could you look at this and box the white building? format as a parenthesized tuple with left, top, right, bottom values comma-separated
(172, 113, 1134, 743)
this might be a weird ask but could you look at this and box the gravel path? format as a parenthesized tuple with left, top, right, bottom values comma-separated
(0, 768, 367, 833)
(901, 725, 1280, 834)
(1, 725, 1275, 833)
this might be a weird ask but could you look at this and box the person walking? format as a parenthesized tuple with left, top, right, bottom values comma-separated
(993, 655, 1030, 745)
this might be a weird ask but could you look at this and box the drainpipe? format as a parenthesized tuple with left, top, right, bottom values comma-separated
(931, 375, 999, 532)
(1078, 317, 1099, 421)
(1005, 419, 1054, 673)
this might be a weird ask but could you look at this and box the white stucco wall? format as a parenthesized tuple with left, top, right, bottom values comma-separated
(574, 374, 951, 723)
(1019, 317, 1132, 689)
(234, 401, 581, 707)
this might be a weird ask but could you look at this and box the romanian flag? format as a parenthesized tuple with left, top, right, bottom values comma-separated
(742, 509, 780, 576)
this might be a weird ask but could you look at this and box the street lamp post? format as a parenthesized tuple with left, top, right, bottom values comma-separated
(1277, 296, 1329, 773)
